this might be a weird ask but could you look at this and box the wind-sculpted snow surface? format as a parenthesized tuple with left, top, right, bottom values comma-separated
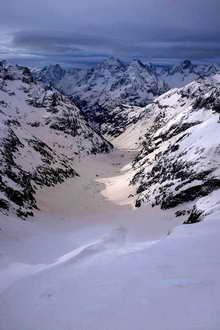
(1, 211, 220, 330)
(0, 226, 129, 293)
(131, 74, 220, 221)
(0, 62, 112, 216)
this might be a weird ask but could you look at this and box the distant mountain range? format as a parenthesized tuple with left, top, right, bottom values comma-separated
(157, 59, 220, 88)
(33, 58, 220, 130)
(33, 57, 220, 107)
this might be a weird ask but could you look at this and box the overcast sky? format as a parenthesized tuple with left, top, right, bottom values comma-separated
(1, 0, 220, 67)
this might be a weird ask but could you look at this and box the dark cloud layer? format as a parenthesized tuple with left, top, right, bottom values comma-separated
(0, 0, 220, 67)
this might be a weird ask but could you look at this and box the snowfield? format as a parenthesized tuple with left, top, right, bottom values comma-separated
(1, 213, 220, 330)
(1, 61, 220, 330)
(1, 149, 220, 330)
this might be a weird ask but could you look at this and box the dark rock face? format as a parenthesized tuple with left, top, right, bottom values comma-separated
(161, 179, 220, 209)
(181, 60, 193, 70)
(99, 104, 146, 138)
(184, 206, 204, 224)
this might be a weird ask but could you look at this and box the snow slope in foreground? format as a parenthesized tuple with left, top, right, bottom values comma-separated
(0, 210, 220, 330)
(0, 150, 220, 330)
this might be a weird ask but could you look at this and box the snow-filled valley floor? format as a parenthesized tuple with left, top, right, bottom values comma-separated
(0, 148, 220, 330)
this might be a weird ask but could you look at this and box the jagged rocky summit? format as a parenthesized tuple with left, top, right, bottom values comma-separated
(33, 57, 220, 132)
(34, 58, 167, 110)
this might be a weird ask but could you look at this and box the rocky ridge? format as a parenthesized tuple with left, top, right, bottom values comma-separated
(0, 62, 112, 217)
(129, 73, 220, 221)
(34, 57, 167, 120)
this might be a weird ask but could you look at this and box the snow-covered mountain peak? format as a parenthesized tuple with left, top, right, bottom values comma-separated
(94, 57, 126, 75)
(36, 63, 66, 84)
(168, 60, 194, 75)
(158, 60, 220, 88)
(100, 56, 125, 67)
(129, 59, 146, 69)
(36, 57, 167, 129)
(180, 59, 193, 70)
(32, 58, 220, 135)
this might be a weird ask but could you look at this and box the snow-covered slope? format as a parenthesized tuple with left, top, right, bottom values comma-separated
(129, 74, 220, 221)
(1, 209, 220, 330)
(0, 62, 112, 217)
